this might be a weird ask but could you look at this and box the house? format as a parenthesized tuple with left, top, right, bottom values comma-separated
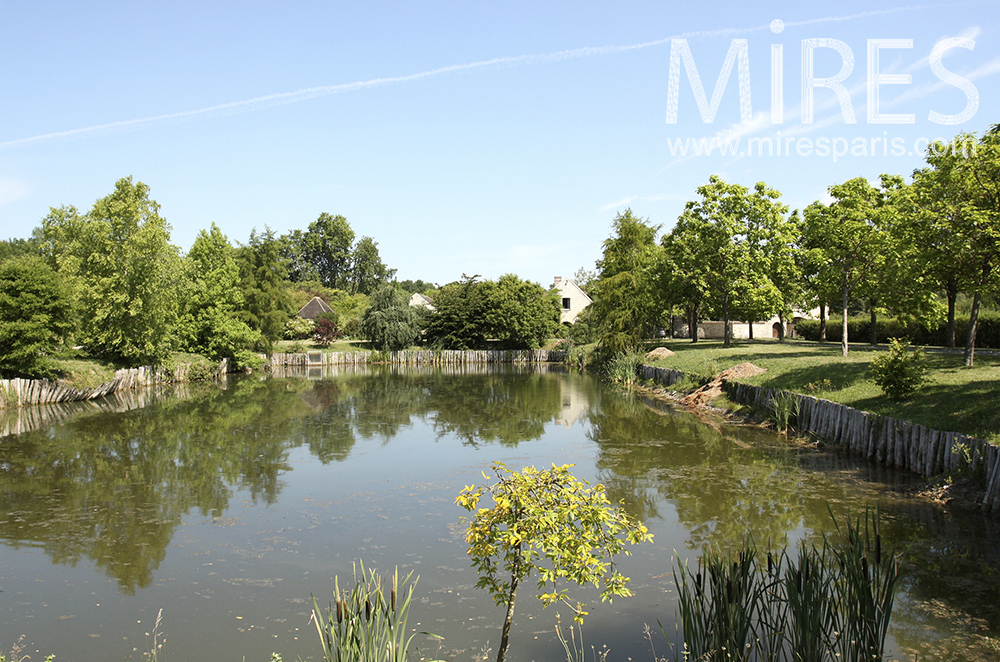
(409, 292, 435, 311)
(297, 296, 334, 319)
(550, 276, 592, 325)
(672, 311, 814, 340)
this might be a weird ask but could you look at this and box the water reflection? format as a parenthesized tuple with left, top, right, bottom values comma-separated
(0, 365, 996, 660)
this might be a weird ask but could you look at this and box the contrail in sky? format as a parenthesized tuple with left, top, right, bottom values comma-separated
(0, 4, 942, 149)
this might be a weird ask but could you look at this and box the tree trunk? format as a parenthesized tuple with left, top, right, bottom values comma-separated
(841, 284, 850, 357)
(748, 320, 754, 340)
(689, 305, 699, 344)
(964, 290, 983, 367)
(965, 262, 993, 367)
(496, 575, 519, 662)
(819, 303, 827, 342)
(869, 299, 878, 346)
(777, 312, 786, 340)
(945, 281, 958, 348)
(723, 294, 731, 348)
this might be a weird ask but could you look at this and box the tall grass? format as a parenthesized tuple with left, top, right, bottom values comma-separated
(605, 353, 642, 386)
(766, 391, 799, 433)
(664, 508, 899, 662)
(311, 562, 439, 662)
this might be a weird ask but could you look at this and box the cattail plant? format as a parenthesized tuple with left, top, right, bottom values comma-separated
(663, 507, 899, 662)
(311, 561, 440, 662)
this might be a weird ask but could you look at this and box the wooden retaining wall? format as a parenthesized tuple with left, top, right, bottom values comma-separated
(0, 359, 228, 410)
(267, 349, 565, 367)
(637, 363, 1000, 510)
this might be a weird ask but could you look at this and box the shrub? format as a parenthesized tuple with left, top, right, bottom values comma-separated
(313, 318, 345, 347)
(869, 338, 927, 400)
(284, 317, 314, 340)
(232, 349, 265, 372)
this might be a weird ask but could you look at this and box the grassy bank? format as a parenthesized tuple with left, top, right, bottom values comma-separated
(642, 339, 1000, 442)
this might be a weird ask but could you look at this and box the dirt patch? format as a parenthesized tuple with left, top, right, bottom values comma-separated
(645, 347, 675, 360)
(680, 362, 767, 408)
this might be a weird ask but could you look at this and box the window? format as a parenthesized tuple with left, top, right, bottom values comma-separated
(562, 297, 571, 310)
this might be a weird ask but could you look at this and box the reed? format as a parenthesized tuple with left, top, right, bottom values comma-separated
(665, 508, 898, 662)
(311, 561, 439, 662)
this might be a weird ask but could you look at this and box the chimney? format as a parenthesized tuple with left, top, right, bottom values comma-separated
(553, 276, 562, 288)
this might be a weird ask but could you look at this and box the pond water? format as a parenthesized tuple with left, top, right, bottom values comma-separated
(0, 365, 998, 662)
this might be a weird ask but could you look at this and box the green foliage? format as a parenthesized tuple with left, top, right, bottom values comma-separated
(666, 508, 899, 662)
(359, 285, 421, 351)
(237, 228, 294, 349)
(456, 462, 652, 662)
(483, 274, 560, 350)
(0, 256, 75, 378)
(797, 311, 1000, 349)
(304, 213, 355, 289)
(425, 275, 558, 350)
(396, 279, 436, 294)
(665, 177, 792, 348)
(869, 338, 927, 400)
(232, 348, 265, 372)
(36, 177, 182, 365)
(603, 352, 641, 386)
(177, 223, 263, 361)
(311, 562, 436, 662)
(350, 236, 395, 295)
(767, 391, 799, 433)
(589, 209, 660, 353)
(284, 316, 315, 340)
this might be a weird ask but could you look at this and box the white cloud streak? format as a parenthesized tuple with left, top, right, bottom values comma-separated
(1, 3, 946, 150)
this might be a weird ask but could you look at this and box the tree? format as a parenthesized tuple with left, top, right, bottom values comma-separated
(0, 237, 40, 262)
(178, 223, 262, 361)
(237, 228, 293, 349)
(669, 177, 788, 348)
(588, 209, 661, 353)
(482, 274, 560, 350)
(36, 177, 182, 364)
(359, 284, 421, 351)
(0, 256, 75, 377)
(423, 275, 490, 349)
(305, 213, 355, 289)
(350, 236, 395, 295)
(802, 177, 891, 356)
(456, 462, 653, 662)
(423, 275, 558, 350)
(912, 130, 1000, 365)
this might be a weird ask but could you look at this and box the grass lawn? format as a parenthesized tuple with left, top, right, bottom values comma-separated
(273, 338, 374, 353)
(643, 338, 1000, 442)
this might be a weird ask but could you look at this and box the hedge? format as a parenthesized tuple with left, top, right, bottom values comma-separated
(796, 312, 1000, 349)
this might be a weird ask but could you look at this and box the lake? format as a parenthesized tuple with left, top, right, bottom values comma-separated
(0, 364, 998, 661)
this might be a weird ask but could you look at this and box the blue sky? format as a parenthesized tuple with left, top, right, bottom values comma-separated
(2, 1, 999, 286)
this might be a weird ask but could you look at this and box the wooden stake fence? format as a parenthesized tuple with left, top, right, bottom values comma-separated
(637, 363, 1000, 511)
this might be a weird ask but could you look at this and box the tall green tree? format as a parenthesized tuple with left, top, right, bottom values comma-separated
(178, 224, 262, 361)
(0, 256, 75, 377)
(423, 274, 558, 350)
(912, 130, 1000, 365)
(802, 177, 891, 356)
(34, 177, 182, 364)
(237, 228, 293, 349)
(359, 284, 420, 351)
(305, 212, 355, 289)
(350, 236, 395, 295)
(669, 177, 787, 348)
(481, 274, 559, 350)
(423, 275, 489, 350)
(589, 209, 661, 353)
